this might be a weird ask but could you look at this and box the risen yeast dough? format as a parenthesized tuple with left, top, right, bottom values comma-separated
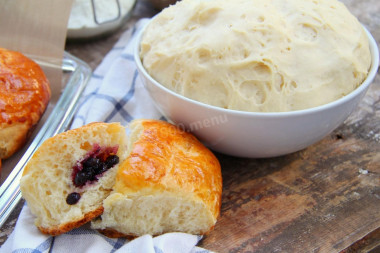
(140, 0, 371, 112)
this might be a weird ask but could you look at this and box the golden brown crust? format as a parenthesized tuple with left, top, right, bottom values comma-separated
(98, 223, 217, 238)
(99, 224, 215, 238)
(115, 119, 223, 225)
(97, 228, 137, 239)
(0, 48, 51, 159)
(0, 123, 31, 159)
(38, 207, 104, 236)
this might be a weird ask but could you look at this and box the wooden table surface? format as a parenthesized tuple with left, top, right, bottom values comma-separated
(1, 0, 379, 252)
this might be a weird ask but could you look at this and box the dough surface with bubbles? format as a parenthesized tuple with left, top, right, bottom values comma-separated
(140, 0, 371, 112)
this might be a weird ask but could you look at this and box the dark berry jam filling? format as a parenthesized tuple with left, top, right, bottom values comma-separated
(66, 192, 81, 205)
(71, 144, 119, 188)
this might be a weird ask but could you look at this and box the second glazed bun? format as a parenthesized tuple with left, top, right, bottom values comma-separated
(0, 48, 51, 160)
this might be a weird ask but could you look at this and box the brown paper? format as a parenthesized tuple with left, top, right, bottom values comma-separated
(0, 0, 74, 91)
(0, 0, 74, 183)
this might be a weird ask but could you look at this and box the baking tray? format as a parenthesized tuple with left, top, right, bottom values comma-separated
(0, 52, 92, 227)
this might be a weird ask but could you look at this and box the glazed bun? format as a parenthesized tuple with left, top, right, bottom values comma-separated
(0, 48, 51, 160)
(20, 120, 222, 237)
(20, 122, 128, 235)
(92, 119, 222, 237)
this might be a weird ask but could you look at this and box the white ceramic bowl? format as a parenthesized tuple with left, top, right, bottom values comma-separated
(134, 25, 379, 158)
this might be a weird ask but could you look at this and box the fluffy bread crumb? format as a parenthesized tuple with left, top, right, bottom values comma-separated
(20, 122, 127, 235)
(92, 192, 215, 236)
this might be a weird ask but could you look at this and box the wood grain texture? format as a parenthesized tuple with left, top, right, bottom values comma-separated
(1, 0, 379, 252)
(199, 128, 380, 252)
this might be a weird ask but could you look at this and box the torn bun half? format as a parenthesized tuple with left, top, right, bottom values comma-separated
(20, 120, 222, 237)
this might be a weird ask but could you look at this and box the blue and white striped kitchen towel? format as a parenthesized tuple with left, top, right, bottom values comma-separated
(0, 18, 211, 253)
(70, 18, 163, 129)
